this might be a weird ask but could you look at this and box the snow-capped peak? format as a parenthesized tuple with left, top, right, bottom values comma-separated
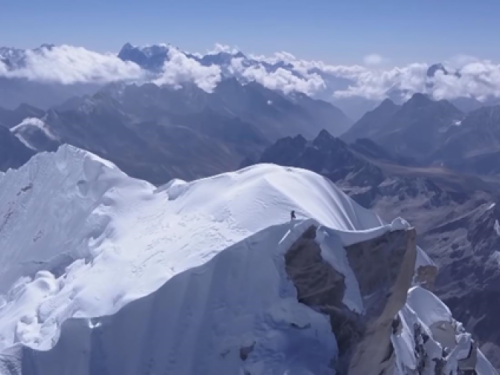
(0, 146, 495, 374)
(0, 146, 388, 351)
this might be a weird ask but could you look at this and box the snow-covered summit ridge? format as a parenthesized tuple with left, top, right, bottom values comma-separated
(0, 145, 493, 374)
(0, 145, 412, 351)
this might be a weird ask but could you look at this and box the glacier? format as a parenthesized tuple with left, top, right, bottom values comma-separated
(0, 145, 496, 374)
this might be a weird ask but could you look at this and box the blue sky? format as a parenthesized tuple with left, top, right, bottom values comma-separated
(2, 0, 499, 65)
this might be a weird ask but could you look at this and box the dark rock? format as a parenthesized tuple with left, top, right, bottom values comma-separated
(284, 225, 417, 375)
(0, 125, 35, 171)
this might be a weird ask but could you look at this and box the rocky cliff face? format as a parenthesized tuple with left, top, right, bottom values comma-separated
(252, 129, 500, 369)
(0, 125, 35, 171)
(284, 225, 418, 375)
(285, 224, 493, 375)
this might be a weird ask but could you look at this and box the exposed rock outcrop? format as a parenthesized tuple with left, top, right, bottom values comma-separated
(345, 228, 417, 375)
(284, 225, 417, 375)
(284, 223, 494, 375)
(250, 129, 500, 367)
(395, 286, 490, 375)
(415, 264, 438, 291)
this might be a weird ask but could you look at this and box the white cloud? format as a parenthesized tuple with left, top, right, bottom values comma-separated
(447, 54, 480, 69)
(229, 57, 325, 95)
(333, 63, 428, 101)
(248, 50, 368, 83)
(154, 48, 222, 92)
(249, 51, 296, 65)
(208, 43, 239, 55)
(431, 60, 500, 101)
(328, 59, 500, 102)
(3, 43, 500, 103)
(0, 45, 145, 84)
(363, 54, 385, 66)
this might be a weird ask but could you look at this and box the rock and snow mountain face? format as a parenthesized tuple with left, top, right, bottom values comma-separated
(99, 78, 352, 141)
(0, 145, 495, 374)
(0, 125, 35, 171)
(249, 129, 500, 370)
(341, 99, 402, 144)
(425, 201, 500, 367)
(0, 76, 98, 111)
(247, 129, 482, 207)
(2, 77, 351, 185)
(0, 104, 44, 129)
(431, 105, 500, 175)
(3, 85, 271, 185)
(5, 81, 500, 187)
(342, 94, 464, 160)
(342, 95, 500, 176)
(245, 130, 387, 189)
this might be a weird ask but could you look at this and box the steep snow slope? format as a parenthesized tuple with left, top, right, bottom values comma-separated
(18, 220, 343, 375)
(0, 146, 392, 350)
(0, 146, 494, 374)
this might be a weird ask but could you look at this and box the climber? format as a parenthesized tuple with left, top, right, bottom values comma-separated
(290, 210, 296, 220)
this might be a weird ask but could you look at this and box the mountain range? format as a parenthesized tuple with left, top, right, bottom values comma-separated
(342, 93, 500, 176)
(2, 41, 500, 373)
(2, 43, 500, 120)
(0, 77, 351, 184)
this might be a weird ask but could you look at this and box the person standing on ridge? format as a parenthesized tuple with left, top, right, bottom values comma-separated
(290, 210, 296, 220)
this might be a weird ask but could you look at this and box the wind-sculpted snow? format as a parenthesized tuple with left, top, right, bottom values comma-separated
(0, 145, 495, 374)
(15, 221, 340, 375)
(0, 146, 397, 353)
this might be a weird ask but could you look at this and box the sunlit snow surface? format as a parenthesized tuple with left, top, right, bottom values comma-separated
(0, 145, 494, 374)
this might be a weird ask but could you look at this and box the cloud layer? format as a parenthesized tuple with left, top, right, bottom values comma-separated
(2, 43, 500, 102)
(0, 45, 145, 84)
(154, 48, 221, 92)
(229, 57, 325, 95)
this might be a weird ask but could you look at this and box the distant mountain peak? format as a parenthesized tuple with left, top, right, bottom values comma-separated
(38, 43, 55, 50)
(402, 93, 462, 115)
(119, 42, 135, 53)
(403, 93, 435, 108)
(427, 63, 448, 78)
(379, 98, 398, 109)
(315, 128, 338, 143)
(118, 43, 171, 71)
(409, 92, 432, 102)
(426, 63, 461, 79)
